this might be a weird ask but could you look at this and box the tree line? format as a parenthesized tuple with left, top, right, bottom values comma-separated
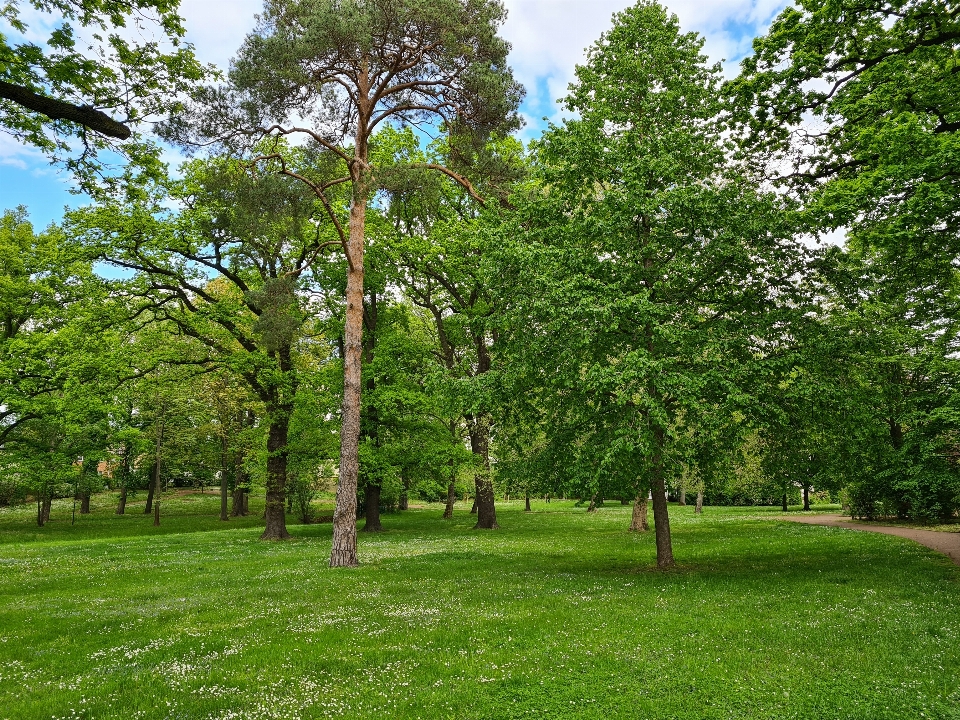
(1, 0, 958, 568)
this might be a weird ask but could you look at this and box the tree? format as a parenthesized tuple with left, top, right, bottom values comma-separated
(71, 151, 340, 539)
(727, 0, 960, 285)
(1, 0, 205, 182)
(166, 0, 524, 565)
(494, 1, 803, 568)
(381, 128, 526, 529)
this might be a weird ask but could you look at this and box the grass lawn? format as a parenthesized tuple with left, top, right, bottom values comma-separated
(0, 494, 958, 719)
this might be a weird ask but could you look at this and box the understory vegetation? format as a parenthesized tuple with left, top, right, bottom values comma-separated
(0, 498, 958, 720)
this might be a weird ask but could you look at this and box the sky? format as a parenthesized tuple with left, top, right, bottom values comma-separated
(0, 0, 789, 229)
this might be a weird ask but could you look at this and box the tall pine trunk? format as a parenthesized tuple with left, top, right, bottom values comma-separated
(330, 182, 367, 567)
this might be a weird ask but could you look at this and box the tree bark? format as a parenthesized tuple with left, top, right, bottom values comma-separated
(630, 493, 649, 531)
(330, 179, 367, 567)
(650, 425, 674, 568)
(219, 468, 229, 522)
(525, 492, 531, 512)
(802, 483, 810, 511)
(0, 79, 132, 139)
(586, 493, 598, 512)
(260, 409, 291, 540)
(443, 479, 456, 519)
(469, 417, 498, 529)
(362, 483, 383, 532)
(79, 491, 91, 514)
(36, 497, 45, 527)
(695, 489, 703, 515)
(144, 461, 157, 513)
(782, 491, 788, 512)
(116, 486, 127, 515)
(41, 495, 51, 524)
(679, 488, 687, 506)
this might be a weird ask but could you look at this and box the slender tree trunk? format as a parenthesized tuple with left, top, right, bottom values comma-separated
(802, 483, 810, 511)
(525, 492, 531, 512)
(443, 480, 456, 519)
(586, 493, 598, 513)
(144, 461, 157, 514)
(469, 417, 498, 529)
(362, 483, 383, 532)
(695, 489, 703, 515)
(679, 488, 686, 506)
(241, 490, 249, 516)
(782, 491, 788, 512)
(470, 496, 477, 514)
(79, 491, 91, 514)
(41, 495, 51, 523)
(399, 469, 409, 511)
(630, 493, 649, 532)
(37, 497, 44, 527)
(261, 409, 291, 540)
(116, 487, 127, 515)
(220, 469, 229, 522)
(330, 181, 367, 567)
(650, 425, 674, 568)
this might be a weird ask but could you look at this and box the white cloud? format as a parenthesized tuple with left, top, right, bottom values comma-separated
(500, 0, 788, 115)
(177, 0, 262, 72)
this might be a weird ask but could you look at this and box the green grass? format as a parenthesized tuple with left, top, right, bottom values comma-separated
(0, 495, 958, 720)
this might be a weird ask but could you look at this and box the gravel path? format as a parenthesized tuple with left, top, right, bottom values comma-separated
(783, 514, 960, 567)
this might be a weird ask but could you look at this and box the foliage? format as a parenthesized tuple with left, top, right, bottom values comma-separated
(493, 1, 806, 565)
(0, 0, 207, 189)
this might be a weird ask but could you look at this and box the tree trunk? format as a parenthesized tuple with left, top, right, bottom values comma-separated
(650, 425, 674, 568)
(79, 491, 91, 514)
(219, 469, 229, 522)
(782, 492, 788, 512)
(41, 495, 51, 524)
(36, 497, 45, 527)
(525, 492, 531, 512)
(241, 490, 249, 516)
(362, 483, 383, 532)
(587, 493, 598, 512)
(469, 417, 498, 529)
(695, 489, 703, 515)
(630, 493, 649, 532)
(399, 469, 409, 511)
(330, 182, 367, 567)
(260, 410, 291, 540)
(116, 487, 127, 515)
(443, 480, 456, 519)
(470, 496, 477, 514)
(144, 461, 157, 514)
(802, 483, 810, 511)
(679, 488, 687, 506)
(154, 502, 160, 526)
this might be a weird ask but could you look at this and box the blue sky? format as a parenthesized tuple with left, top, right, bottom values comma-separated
(0, 0, 789, 230)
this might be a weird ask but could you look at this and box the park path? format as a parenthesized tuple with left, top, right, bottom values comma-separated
(782, 514, 960, 567)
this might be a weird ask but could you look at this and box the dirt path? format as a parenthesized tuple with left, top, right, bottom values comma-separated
(782, 514, 960, 567)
